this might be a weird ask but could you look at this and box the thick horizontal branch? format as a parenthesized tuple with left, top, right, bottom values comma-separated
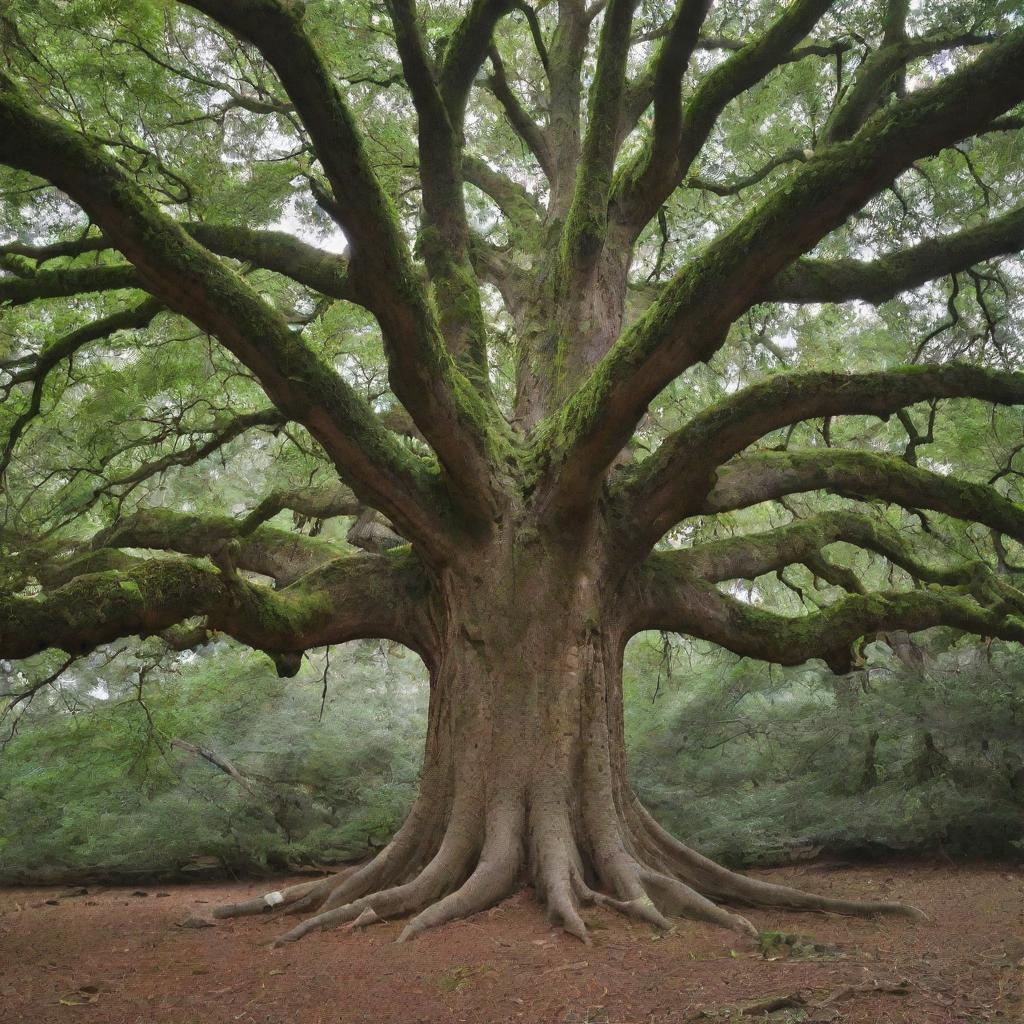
(27, 549, 142, 591)
(238, 482, 361, 534)
(0, 263, 140, 305)
(2, 224, 352, 300)
(91, 506, 342, 586)
(14, 480, 391, 593)
(621, 363, 1024, 544)
(0, 548, 436, 670)
(239, 481, 403, 554)
(185, 223, 351, 298)
(767, 203, 1024, 304)
(537, 27, 1024, 512)
(633, 557, 1024, 673)
(703, 449, 1024, 543)
(0, 236, 110, 263)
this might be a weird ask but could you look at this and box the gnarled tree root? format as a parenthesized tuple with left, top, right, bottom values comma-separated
(211, 800, 927, 946)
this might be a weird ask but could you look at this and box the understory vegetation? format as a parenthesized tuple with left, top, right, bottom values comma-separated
(4, 628, 1021, 884)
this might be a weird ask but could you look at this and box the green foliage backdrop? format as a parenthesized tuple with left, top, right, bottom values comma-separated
(3, 629, 1021, 882)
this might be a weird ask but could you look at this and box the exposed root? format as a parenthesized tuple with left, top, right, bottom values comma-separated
(569, 866, 666, 931)
(280, 862, 380, 918)
(639, 870, 758, 939)
(287, 774, 455, 919)
(212, 877, 331, 919)
(345, 907, 381, 930)
(396, 802, 522, 943)
(272, 876, 432, 946)
(596, 891, 670, 929)
(271, 827, 477, 946)
(544, 872, 591, 944)
(222, 794, 928, 948)
(532, 808, 591, 943)
(630, 800, 929, 922)
(306, 860, 391, 915)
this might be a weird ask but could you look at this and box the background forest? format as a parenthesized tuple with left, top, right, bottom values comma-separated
(4, 624, 1022, 883)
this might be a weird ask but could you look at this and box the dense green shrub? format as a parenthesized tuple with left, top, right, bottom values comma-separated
(0, 640, 427, 881)
(624, 633, 1024, 865)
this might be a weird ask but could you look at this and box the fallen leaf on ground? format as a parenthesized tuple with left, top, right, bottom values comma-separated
(58, 985, 100, 1006)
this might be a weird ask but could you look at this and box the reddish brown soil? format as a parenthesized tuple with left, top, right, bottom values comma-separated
(2, 863, 1021, 1023)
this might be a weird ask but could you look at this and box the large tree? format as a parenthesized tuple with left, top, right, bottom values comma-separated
(2, 0, 1024, 945)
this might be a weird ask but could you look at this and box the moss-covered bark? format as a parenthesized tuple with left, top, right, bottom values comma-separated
(766, 204, 1024, 304)
(1, 547, 434, 670)
(635, 553, 1024, 674)
(703, 449, 1024, 543)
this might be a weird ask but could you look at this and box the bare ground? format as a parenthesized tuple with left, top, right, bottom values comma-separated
(1, 863, 1021, 1023)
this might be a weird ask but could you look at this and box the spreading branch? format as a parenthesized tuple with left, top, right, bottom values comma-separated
(483, 47, 553, 178)
(634, 556, 1024, 673)
(703, 449, 1024, 544)
(239, 481, 405, 554)
(767, 203, 1024, 304)
(611, 0, 836, 240)
(238, 482, 362, 535)
(0, 264, 140, 305)
(90, 507, 344, 587)
(0, 71, 457, 557)
(537, 28, 1024, 511)
(823, 29, 994, 145)
(182, 0, 504, 524)
(621, 363, 1024, 545)
(2, 224, 353, 301)
(558, 0, 637, 279)
(678, 510, 1024, 615)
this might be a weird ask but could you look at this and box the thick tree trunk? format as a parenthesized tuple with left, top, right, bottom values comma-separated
(214, 530, 926, 944)
(513, 245, 632, 429)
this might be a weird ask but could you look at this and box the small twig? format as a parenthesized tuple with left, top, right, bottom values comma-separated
(319, 645, 331, 722)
